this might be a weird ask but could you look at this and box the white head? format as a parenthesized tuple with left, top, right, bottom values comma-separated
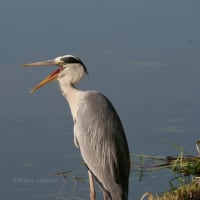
(55, 55, 88, 85)
(23, 54, 88, 92)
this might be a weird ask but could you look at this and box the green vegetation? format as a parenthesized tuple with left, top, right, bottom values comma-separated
(154, 178, 200, 200)
(134, 140, 200, 200)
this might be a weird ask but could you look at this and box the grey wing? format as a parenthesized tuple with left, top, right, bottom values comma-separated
(74, 91, 130, 195)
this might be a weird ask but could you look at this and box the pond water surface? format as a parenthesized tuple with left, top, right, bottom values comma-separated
(1, 1, 200, 199)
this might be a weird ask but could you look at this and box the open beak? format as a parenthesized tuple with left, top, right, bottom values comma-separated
(22, 59, 62, 93)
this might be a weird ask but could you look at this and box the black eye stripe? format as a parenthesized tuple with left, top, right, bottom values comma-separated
(60, 56, 81, 64)
(60, 56, 88, 75)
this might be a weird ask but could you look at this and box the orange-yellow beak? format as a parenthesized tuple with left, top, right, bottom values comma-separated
(22, 60, 62, 93)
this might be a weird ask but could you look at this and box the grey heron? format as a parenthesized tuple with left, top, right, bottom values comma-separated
(23, 55, 130, 200)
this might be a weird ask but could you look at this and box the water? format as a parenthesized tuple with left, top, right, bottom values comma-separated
(1, 1, 200, 199)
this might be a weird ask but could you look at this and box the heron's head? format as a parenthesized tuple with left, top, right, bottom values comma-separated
(23, 55, 88, 93)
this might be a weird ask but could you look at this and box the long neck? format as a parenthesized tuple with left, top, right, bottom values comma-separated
(57, 64, 85, 119)
(58, 80, 82, 120)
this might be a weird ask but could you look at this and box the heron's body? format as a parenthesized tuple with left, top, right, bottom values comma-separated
(62, 89, 130, 199)
(23, 55, 130, 200)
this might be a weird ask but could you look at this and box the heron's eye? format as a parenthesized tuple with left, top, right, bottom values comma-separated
(60, 56, 80, 64)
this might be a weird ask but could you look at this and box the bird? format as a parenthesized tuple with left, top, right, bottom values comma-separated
(23, 54, 130, 200)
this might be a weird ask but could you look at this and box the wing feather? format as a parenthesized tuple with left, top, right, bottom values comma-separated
(74, 91, 130, 196)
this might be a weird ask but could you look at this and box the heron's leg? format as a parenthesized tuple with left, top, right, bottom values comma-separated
(103, 191, 108, 200)
(88, 170, 96, 200)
